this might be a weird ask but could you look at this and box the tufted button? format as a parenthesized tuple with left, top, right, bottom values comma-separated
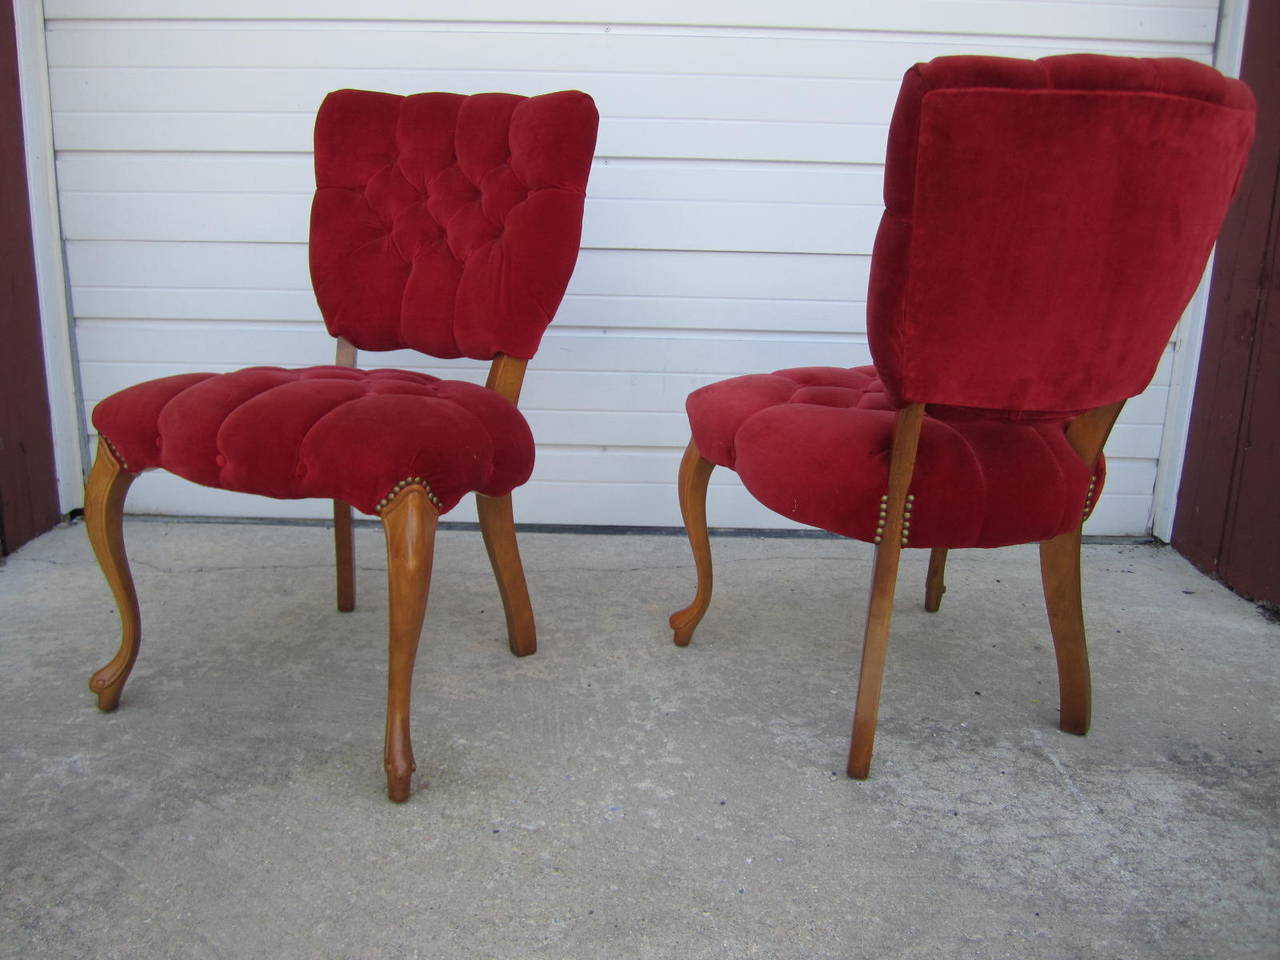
(215, 454, 227, 467)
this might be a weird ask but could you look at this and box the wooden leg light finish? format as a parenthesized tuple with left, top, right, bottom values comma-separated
(925, 548, 948, 613)
(334, 500, 355, 612)
(477, 492, 537, 657)
(84, 441, 140, 712)
(380, 484, 439, 803)
(1035, 400, 1123, 738)
(669, 441, 716, 647)
(1040, 526, 1090, 735)
(847, 403, 924, 779)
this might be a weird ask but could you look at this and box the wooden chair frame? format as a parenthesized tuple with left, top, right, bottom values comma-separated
(85, 339, 537, 802)
(669, 399, 1124, 778)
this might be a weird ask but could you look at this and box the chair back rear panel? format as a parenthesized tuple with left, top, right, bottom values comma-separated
(868, 55, 1255, 415)
(310, 89, 598, 361)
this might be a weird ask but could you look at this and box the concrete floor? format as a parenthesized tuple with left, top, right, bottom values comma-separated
(0, 518, 1275, 959)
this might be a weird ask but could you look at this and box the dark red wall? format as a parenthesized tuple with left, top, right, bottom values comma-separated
(1174, 0, 1279, 606)
(0, 0, 61, 555)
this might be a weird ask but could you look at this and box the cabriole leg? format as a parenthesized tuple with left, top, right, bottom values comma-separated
(477, 492, 536, 657)
(925, 548, 948, 612)
(85, 440, 141, 712)
(669, 440, 716, 647)
(1039, 527, 1090, 736)
(380, 485, 438, 802)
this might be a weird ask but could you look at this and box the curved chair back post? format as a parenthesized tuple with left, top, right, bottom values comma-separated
(332, 336, 359, 611)
(1065, 401, 1125, 470)
(334, 337, 357, 369)
(486, 354, 530, 406)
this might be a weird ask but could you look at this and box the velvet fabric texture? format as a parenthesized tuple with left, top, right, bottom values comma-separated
(688, 366, 1100, 548)
(310, 89, 598, 360)
(870, 55, 1255, 414)
(687, 55, 1254, 547)
(92, 90, 598, 516)
(93, 368, 532, 516)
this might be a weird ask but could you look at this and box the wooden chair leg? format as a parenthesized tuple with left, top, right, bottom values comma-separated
(380, 485, 438, 802)
(1039, 527, 1090, 736)
(924, 547, 948, 612)
(84, 440, 141, 712)
(669, 440, 716, 647)
(476, 492, 536, 657)
(847, 403, 924, 779)
(848, 537, 906, 778)
(334, 499, 355, 612)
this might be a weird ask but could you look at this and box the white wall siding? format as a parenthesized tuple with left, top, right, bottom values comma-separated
(45, 1, 1220, 532)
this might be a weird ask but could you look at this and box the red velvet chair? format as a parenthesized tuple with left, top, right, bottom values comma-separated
(669, 55, 1255, 778)
(85, 89, 598, 801)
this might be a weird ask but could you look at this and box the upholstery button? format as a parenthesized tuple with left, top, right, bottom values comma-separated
(215, 454, 227, 467)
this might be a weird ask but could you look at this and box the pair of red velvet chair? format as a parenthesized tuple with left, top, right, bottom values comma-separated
(86, 56, 1254, 801)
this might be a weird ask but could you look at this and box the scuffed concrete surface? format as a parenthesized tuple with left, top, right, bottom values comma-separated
(0, 519, 1275, 959)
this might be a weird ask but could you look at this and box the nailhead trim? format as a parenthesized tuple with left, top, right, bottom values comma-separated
(374, 476, 442, 514)
(100, 436, 130, 472)
(873, 492, 917, 547)
(1082, 475, 1099, 520)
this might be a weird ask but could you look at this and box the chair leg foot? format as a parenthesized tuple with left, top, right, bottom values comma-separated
(477, 493, 536, 657)
(381, 485, 438, 802)
(84, 441, 140, 712)
(1040, 528, 1090, 736)
(334, 499, 355, 612)
(669, 441, 716, 646)
(924, 547, 948, 612)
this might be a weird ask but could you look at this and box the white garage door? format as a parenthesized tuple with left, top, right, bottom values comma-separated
(45, 0, 1223, 533)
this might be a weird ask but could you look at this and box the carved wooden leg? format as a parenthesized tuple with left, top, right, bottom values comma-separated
(1039, 527, 1090, 736)
(669, 440, 716, 647)
(380, 485, 438, 802)
(84, 440, 140, 712)
(925, 548, 948, 613)
(334, 499, 355, 612)
(476, 492, 536, 657)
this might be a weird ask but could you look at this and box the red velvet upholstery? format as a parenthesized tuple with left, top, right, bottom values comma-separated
(93, 367, 531, 516)
(870, 55, 1255, 414)
(686, 55, 1255, 546)
(689, 366, 1099, 548)
(92, 90, 598, 516)
(311, 90, 598, 359)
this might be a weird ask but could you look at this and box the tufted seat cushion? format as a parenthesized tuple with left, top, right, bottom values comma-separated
(92, 367, 533, 516)
(688, 366, 1103, 548)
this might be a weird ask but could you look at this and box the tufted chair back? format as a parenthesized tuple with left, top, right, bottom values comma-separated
(867, 55, 1255, 417)
(309, 89, 598, 361)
